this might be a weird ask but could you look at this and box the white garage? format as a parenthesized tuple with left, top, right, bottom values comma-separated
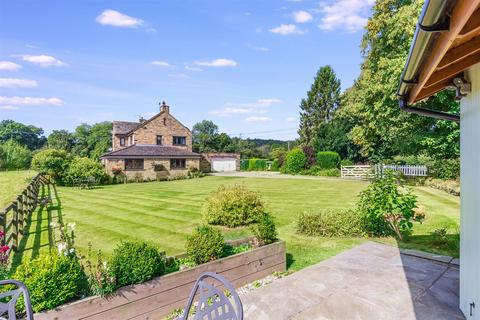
(211, 157, 237, 172)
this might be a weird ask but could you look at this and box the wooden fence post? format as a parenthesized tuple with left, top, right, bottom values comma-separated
(12, 202, 18, 251)
(18, 194, 24, 235)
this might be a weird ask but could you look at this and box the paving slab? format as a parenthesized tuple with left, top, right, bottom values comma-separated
(242, 242, 464, 320)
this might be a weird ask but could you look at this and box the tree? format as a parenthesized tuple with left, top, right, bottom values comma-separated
(192, 120, 219, 153)
(48, 130, 74, 151)
(0, 120, 46, 150)
(298, 65, 341, 147)
(72, 122, 112, 159)
(0, 140, 31, 170)
(343, 0, 459, 161)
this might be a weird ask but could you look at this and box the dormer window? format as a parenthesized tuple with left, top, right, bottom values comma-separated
(156, 135, 162, 145)
(173, 136, 186, 146)
(120, 137, 125, 146)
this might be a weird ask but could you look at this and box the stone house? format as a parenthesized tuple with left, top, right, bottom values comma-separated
(101, 102, 201, 181)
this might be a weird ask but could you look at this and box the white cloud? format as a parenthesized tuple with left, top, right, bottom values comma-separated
(293, 10, 313, 23)
(209, 98, 281, 117)
(194, 58, 237, 67)
(247, 44, 269, 52)
(0, 78, 38, 88)
(245, 116, 272, 123)
(269, 24, 306, 35)
(256, 98, 282, 106)
(185, 65, 203, 72)
(0, 96, 63, 106)
(96, 9, 143, 28)
(168, 73, 189, 79)
(286, 116, 297, 122)
(0, 105, 18, 110)
(318, 0, 374, 32)
(151, 60, 171, 67)
(210, 107, 257, 117)
(20, 55, 67, 67)
(0, 61, 22, 71)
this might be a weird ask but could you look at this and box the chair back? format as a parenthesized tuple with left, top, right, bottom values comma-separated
(0, 280, 34, 320)
(182, 272, 243, 320)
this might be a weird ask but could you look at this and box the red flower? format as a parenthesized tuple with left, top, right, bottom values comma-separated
(1, 246, 9, 252)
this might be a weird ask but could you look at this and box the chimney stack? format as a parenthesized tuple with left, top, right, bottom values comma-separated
(159, 101, 170, 114)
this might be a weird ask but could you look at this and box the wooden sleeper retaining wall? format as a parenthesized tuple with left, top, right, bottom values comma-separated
(36, 240, 286, 320)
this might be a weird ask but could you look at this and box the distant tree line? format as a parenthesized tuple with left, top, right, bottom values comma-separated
(0, 120, 112, 170)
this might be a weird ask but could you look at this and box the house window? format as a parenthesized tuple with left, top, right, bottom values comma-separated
(173, 136, 186, 146)
(170, 159, 186, 169)
(120, 137, 125, 146)
(156, 135, 162, 145)
(125, 159, 144, 170)
(163, 118, 167, 126)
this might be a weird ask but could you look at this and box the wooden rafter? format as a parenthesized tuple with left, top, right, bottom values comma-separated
(409, 0, 480, 104)
(416, 79, 453, 102)
(424, 51, 480, 88)
(437, 36, 480, 69)
(459, 8, 480, 38)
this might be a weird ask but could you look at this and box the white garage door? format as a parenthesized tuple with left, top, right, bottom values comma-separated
(212, 158, 236, 172)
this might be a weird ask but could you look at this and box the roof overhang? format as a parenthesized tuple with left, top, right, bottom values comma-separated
(398, 0, 480, 108)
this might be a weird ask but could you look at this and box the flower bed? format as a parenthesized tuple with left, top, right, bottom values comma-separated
(36, 240, 286, 320)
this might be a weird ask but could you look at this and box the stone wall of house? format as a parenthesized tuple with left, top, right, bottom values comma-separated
(200, 153, 240, 172)
(130, 112, 192, 150)
(113, 135, 128, 151)
(104, 158, 200, 181)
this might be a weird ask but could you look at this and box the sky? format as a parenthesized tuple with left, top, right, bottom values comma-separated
(0, 0, 374, 140)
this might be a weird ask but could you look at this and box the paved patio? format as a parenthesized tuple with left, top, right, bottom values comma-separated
(242, 242, 463, 320)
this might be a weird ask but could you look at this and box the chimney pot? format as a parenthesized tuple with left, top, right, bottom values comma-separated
(159, 101, 170, 114)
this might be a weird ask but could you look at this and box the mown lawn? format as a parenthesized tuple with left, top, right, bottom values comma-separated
(0, 170, 36, 209)
(11, 175, 460, 272)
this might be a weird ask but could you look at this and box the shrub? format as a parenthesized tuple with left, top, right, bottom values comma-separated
(0, 140, 32, 170)
(247, 159, 267, 171)
(250, 213, 277, 245)
(303, 166, 340, 177)
(357, 171, 418, 239)
(64, 157, 107, 186)
(341, 159, 354, 166)
(316, 151, 341, 169)
(202, 185, 265, 227)
(302, 146, 316, 168)
(269, 148, 287, 166)
(13, 251, 89, 312)
(31, 149, 71, 182)
(271, 159, 281, 171)
(186, 225, 225, 264)
(283, 148, 306, 173)
(110, 241, 166, 288)
(429, 158, 460, 180)
(424, 178, 460, 196)
(296, 209, 364, 237)
(240, 159, 249, 171)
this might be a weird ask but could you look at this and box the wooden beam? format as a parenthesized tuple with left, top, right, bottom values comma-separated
(437, 36, 480, 69)
(414, 79, 452, 102)
(459, 8, 480, 37)
(408, 0, 480, 104)
(423, 51, 480, 89)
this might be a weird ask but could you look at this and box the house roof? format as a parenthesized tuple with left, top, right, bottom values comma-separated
(101, 145, 201, 159)
(112, 121, 139, 135)
(398, 0, 480, 105)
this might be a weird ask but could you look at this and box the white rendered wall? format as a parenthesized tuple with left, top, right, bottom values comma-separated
(460, 62, 480, 319)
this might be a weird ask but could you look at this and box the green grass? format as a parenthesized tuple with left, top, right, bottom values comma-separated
(10, 175, 460, 272)
(0, 170, 36, 209)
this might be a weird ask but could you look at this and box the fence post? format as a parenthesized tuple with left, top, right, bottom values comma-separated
(12, 202, 18, 251)
(0, 210, 4, 246)
(18, 194, 24, 235)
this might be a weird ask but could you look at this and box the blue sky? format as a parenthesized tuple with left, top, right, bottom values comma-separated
(0, 0, 373, 140)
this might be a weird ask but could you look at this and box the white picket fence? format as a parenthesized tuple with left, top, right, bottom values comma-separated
(375, 164, 428, 177)
(341, 164, 428, 180)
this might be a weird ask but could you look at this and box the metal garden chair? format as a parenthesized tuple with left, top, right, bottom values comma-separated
(0, 280, 34, 320)
(182, 272, 243, 320)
